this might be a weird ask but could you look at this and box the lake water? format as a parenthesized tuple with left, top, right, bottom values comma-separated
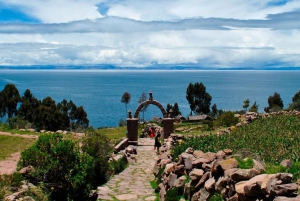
(0, 70, 300, 128)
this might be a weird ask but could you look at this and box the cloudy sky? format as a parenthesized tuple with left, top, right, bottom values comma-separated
(0, 0, 299, 68)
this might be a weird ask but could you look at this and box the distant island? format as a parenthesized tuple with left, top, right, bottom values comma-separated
(1, 65, 300, 70)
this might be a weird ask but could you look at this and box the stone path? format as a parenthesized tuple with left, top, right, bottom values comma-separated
(98, 138, 158, 201)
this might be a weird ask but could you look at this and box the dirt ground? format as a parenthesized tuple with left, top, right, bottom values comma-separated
(0, 152, 21, 175)
(0, 132, 38, 175)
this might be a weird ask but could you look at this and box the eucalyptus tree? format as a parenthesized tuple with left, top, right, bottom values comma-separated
(121, 92, 131, 118)
(186, 82, 212, 115)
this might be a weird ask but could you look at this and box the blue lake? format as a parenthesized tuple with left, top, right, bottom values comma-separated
(1, 70, 300, 128)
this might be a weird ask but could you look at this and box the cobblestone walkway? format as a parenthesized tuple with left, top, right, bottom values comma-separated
(98, 138, 158, 201)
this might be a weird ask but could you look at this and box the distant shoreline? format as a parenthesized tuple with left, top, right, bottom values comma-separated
(1, 66, 300, 70)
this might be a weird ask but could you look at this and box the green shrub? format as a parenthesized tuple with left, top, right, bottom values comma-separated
(235, 157, 254, 169)
(18, 133, 96, 201)
(209, 193, 223, 201)
(165, 187, 182, 201)
(214, 111, 238, 127)
(82, 131, 112, 185)
(109, 155, 128, 177)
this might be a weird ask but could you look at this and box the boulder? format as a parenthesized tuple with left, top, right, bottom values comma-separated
(219, 158, 239, 171)
(180, 153, 195, 170)
(189, 168, 204, 181)
(193, 150, 205, 158)
(175, 175, 187, 188)
(230, 168, 260, 182)
(253, 159, 266, 173)
(204, 177, 215, 192)
(274, 195, 300, 201)
(279, 159, 292, 167)
(202, 152, 216, 162)
(167, 173, 178, 188)
(271, 183, 299, 196)
(192, 157, 210, 168)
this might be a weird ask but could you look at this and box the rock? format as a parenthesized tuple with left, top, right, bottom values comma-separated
(19, 165, 35, 175)
(115, 194, 138, 200)
(195, 171, 211, 189)
(224, 168, 238, 177)
(230, 168, 260, 182)
(280, 160, 293, 168)
(180, 153, 195, 170)
(274, 195, 300, 201)
(63, 131, 68, 134)
(235, 181, 247, 200)
(97, 186, 112, 196)
(184, 182, 192, 200)
(202, 152, 216, 162)
(125, 145, 137, 154)
(193, 150, 205, 158)
(215, 176, 228, 192)
(204, 177, 215, 192)
(228, 193, 239, 201)
(271, 183, 299, 196)
(192, 157, 210, 168)
(4, 195, 16, 201)
(216, 150, 226, 159)
(253, 159, 266, 173)
(243, 174, 269, 196)
(185, 147, 194, 154)
(167, 173, 178, 188)
(223, 149, 233, 155)
(159, 159, 172, 166)
(261, 174, 276, 195)
(219, 158, 239, 171)
(192, 188, 210, 201)
(189, 168, 204, 181)
(175, 175, 187, 188)
(27, 128, 35, 132)
(56, 130, 63, 133)
(164, 163, 175, 174)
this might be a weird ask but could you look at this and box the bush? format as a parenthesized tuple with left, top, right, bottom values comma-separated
(165, 187, 182, 201)
(214, 111, 238, 127)
(82, 131, 111, 186)
(18, 133, 96, 201)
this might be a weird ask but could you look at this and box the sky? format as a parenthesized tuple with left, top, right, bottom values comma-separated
(0, 0, 300, 68)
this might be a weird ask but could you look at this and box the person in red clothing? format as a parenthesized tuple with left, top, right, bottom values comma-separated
(149, 127, 155, 138)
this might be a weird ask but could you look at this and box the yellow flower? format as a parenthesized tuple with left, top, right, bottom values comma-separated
(51, 187, 54, 191)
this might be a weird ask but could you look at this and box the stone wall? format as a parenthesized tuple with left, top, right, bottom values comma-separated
(154, 135, 300, 201)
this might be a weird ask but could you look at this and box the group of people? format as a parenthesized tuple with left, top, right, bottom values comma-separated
(149, 127, 161, 153)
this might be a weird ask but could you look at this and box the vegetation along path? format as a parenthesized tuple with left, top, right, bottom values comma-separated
(98, 138, 158, 201)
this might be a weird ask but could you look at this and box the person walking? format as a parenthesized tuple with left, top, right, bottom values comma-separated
(154, 133, 161, 153)
(149, 127, 155, 138)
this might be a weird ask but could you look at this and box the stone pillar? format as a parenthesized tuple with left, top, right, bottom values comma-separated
(162, 118, 174, 139)
(127, 118, 139, 145)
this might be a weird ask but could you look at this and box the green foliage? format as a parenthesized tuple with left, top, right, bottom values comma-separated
(166, 102, 181, 117)
(265, 162, 300, 181)
(121, 92, 131, 118)
(249, 101, 259, 113)
(209, 193, 223, 201)
(109, 155, 128, 176)
(18, 133, 95, 201)
(186, 82, 212, 115)
(265, 92, 284, 112)
(289, 90, 300, 111)
(243, 99, 250, 112)
(0, 84, 21, 118)
(118, 119, 127, 127)
(82, 131, 111, 186)
(214, 111, 238, 127)
(235, 157, 254, 169)
(172, 115, 300, 166)
(165, 187, 182, 201)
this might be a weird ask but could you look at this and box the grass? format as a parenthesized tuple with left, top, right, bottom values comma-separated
(97, 125, 144, 139)
(0, 136, 36, 160)
(172, 114, 300, 182)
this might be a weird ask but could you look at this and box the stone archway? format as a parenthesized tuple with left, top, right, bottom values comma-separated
(126, 91, 174, 145)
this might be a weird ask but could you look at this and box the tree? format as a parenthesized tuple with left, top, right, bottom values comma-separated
(18, 89, 40, 123)
(264, 92, 283, 112)
(289, 90, 300, 111)
(0, 84, 21, 118)
(166, 103, 181, 117)
(138, 92, 148, 122)
(249, 101, 259, 113)
(243, 99, 250, 112)
(121, 92, 131, 118)
(186, 82, 212, 114)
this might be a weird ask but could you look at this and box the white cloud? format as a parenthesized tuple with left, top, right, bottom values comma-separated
(0, 0, 300, 68)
